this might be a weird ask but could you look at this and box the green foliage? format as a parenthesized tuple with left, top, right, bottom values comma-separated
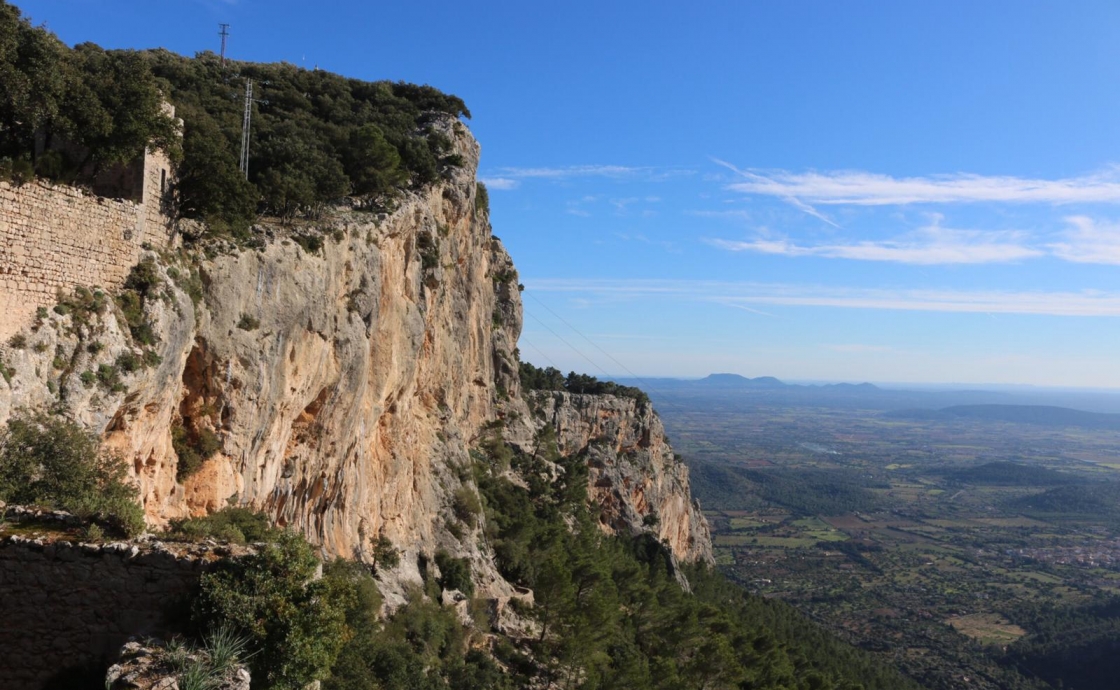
(519, 361, 651, 406)
(1004, 596, 1120, 690)
(95, 363, 125, 392)
(140, 49, 469, 225)
(171, 506, 280, 544)
(172, 422, 222, 481)
(237, 313, 260, 331)
(451, 485, 481, 528)
(193, 530, 352, 690)
(0, 410, 144, 536)
(475, 181, 489, 215)
(369, 533, 400, 573)
(8, 333, 26, 349)
(292, 233, 324, 255)
(434, 550, 474, 596)
(470, 434, 916, 690)
(116, 259, 162, 345)
(324, 565, 511, 690)
(0, 3, 179, 180)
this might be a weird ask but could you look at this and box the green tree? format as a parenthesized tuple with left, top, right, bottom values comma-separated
(0, 410, 144, 536)
(345, 123, 404, 201)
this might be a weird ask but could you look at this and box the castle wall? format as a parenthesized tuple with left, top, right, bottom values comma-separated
(0, 152, 174, 342)
(0, 536, 212, 690)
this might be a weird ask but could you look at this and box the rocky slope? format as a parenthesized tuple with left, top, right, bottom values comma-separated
(0, 119, 711, 594)
(524, 391, 713, 564)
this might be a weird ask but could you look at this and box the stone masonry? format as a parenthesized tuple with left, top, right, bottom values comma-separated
(0, 535, 218, 690)
(0, 142, 177, 342)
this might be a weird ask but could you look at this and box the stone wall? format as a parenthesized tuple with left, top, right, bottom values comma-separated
(0, 147, 176, 342)
(0, 535, 215, 690)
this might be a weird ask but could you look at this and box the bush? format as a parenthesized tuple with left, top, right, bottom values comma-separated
(172, 423, 222, 481)
(475, 182, 489, 215)
(236, 314, 260, 331)
(452, 485, 482, 528)
(434, 550, 474, 596)
(171, 506, 280, 544)
(193, 531, 352, 690)
(0, 411, 145, 536)
(116, 259, 162, 345)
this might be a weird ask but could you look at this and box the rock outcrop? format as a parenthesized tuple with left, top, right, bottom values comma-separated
(0, 118, 711, 595)
(526, 391, 713, 564)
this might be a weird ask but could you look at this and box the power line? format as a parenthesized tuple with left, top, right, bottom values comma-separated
(522, 291, 697, 419)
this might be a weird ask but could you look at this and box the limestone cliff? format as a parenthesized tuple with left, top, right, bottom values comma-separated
(523, 391, 713, 564)
(0, 119, 711, 592)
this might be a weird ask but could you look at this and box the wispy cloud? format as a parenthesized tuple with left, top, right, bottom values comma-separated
(479, 177, 519, 190)
(709, 223, 1042, 265)
(1049, 216, 1120, 265)
(714, 158, 840, 226)
(526, 279, 1120, 317)
(727, 168, 1120, 206)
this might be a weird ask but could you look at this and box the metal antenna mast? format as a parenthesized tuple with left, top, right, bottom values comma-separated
(239, 79, 253, 178)
(218, 24, 230, 65)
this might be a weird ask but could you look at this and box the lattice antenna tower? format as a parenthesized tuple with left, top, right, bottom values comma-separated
(218, 24, 230, 66)
(239, 79, 252, 177)
(238, 80, 269, 179)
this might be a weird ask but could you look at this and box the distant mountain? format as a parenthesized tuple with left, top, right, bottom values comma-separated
(888, 405, 1120, 431)
(697, 374, 788, 389)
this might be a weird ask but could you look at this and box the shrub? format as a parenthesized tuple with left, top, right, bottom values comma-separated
(0, 411, 145, 536)
(8, 333, 26, 349)
(475, 182, 489, 215)
(434, 550, 474, 596)
(117, 259, 162, 345)
(193, 531, 351, 690)
(236, 314, 260, 331)
(452, 485, 482, 528)
(172, 423, 222, 481)
(171, 506, 280, 544)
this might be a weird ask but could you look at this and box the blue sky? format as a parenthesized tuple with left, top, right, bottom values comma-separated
(19, 1, 1120, 388)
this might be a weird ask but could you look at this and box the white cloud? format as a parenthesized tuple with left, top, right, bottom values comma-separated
(479, 177, 519, 190)
(526, 279, 1120, 317)
(727, 168, 1120, 206)
(1049, 216, 1120, 265)
(709, 224, 1042, 265)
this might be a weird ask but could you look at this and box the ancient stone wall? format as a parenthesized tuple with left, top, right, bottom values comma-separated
(0, 535, 216, 690)
(0, 169, 173, 342)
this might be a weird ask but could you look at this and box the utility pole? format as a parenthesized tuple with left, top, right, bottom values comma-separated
(239, 79, 252, 178)
(218, 24, 230, 65)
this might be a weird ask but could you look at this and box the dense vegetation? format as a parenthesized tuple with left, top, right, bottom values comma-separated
(145, 49, 469, 227)
(467, 426, 916, 689)
(1010, 482, 1120, 520)
(943, 461, 1084, 487)
(1, 1, 470, 233)
(1005, 597, 1120, 690)
(691, 461, 882, 516)
(520, 361, 651, 406)
(0, 1, 180, 184)
(0, 411, 144, 536)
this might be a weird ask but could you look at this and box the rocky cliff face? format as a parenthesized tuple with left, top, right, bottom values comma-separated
(524, 391, 713, 564)
(0, 120, 711, 591)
